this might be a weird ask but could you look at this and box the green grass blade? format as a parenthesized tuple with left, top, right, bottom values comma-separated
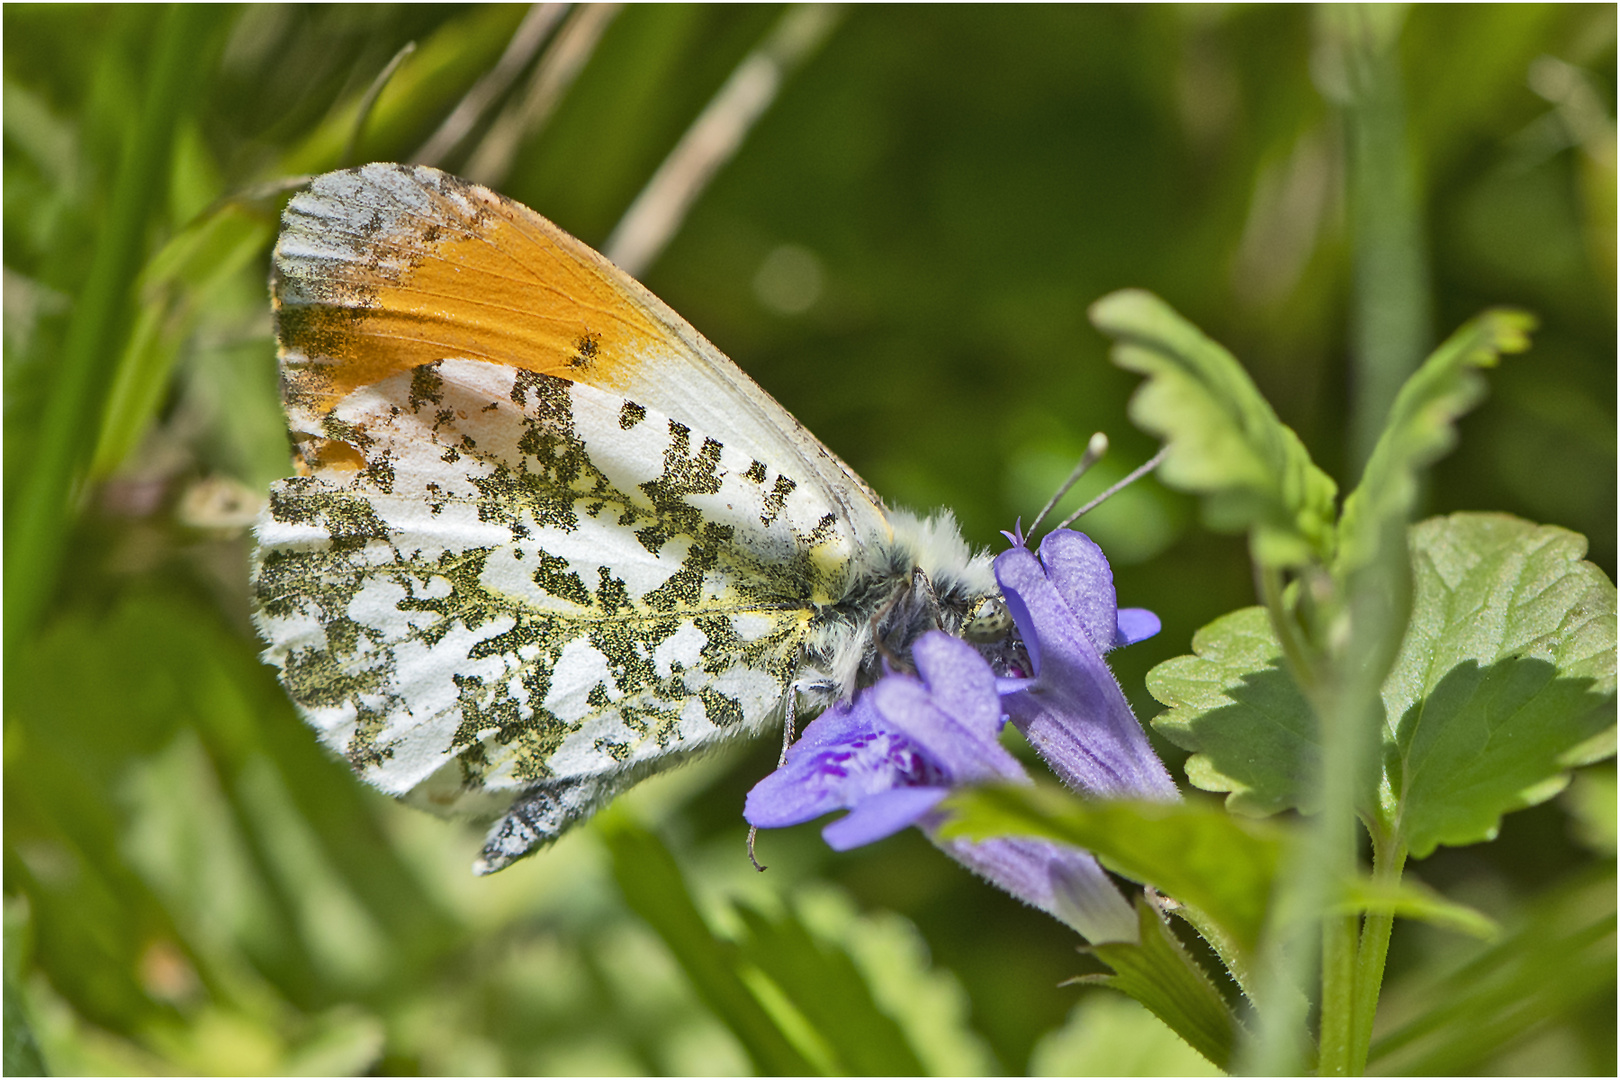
(4, 4, 217, 649)
(4, 976, 49, 1076)
(733, 903, 928, 1075)
(1370, 867, 1616, 1074)
(600, 818, 816, 1075)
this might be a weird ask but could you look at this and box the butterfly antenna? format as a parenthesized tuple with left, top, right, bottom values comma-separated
(1026, 431, 1110, 538)
(1053, 444, 1169, 531)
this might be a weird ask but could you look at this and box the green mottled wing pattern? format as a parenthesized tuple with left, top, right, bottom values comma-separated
(251, 357, 858, 832)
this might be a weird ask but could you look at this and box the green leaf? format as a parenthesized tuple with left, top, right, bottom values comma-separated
(1369, 866, 1616, 1074)
(1382, 513, 1617, 857)
(941, 785, 1284, 964)
(1089, 288, 1338, 568)
(1082, 898, 1240, 1072)
(1028, 993, 1223, 1077)
(732, 904, 928, 1076)
(599, 817, 817, 1076)
(1147, 606, 1318, 816)
(1337, 309, 1535, 579)
(4, 977, 48, 1077)
(1146, 513, 1617, 855)
(1334, 878, 1497, 940)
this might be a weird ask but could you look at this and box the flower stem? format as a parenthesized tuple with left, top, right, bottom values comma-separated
(1348, 836, 1407, 1074)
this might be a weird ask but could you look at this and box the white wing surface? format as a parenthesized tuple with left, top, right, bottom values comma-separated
(254, 360, 856, 835)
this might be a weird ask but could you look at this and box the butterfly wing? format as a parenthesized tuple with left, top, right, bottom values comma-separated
(271, 163, 889, 541)
(254, 164, 887, 868)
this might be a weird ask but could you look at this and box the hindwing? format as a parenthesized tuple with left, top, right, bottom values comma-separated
(252, 358, 856, 819)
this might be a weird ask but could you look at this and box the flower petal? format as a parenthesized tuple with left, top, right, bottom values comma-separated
(743, 758, 849, 828)
(1115, 607, 1160, 646)
(912, 631, 1001, 734)
(934, 834, 1138, 944)
(872, 670, 1025, 784)
(994, 542, 1083, 679)
(822, 786, 949, 850)
(995, 541, 1178, 801)
(745, 693, 941, 827)
(1035, 530, 1120, 654)
(784, 692, 881, 760)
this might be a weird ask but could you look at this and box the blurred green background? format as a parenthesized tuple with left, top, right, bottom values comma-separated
(4, 4, 1614, 1075)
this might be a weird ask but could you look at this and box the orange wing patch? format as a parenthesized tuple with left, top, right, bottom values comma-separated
(274, 167, 672, 422)
(273, 164, 892, 544)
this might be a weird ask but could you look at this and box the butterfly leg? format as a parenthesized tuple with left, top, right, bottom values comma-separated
(912, 565, 943, 629)
(867, 574, 913, 670)
(748, 688, 800, 872)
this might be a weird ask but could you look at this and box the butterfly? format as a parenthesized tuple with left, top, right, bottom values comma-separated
(251, 164, 1010, 873)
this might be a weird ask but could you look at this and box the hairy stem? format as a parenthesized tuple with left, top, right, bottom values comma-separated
(1349, 836, 1408, 1074)
(1323, 4, 1433, 469)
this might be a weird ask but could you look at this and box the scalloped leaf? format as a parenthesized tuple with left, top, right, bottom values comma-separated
(1146, 514, 1617, 861)
(1089, 289, 1338, 568)
(1336, 310, 1534, 581)
(1147, 606, 1319, 816)
(1381, 513, 1616, 857)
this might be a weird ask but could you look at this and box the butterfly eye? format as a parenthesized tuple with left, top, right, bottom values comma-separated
(960, 596, 1013, 643)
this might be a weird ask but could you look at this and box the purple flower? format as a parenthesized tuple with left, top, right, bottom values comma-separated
(744, 689, 952, 851)
(994, 530, 1179, 802)
(744, 527, 1173, 944)
(746, 632, 1137, 943)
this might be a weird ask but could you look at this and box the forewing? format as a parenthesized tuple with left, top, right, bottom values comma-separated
(272, 162, 890, 543)
(251, 359, 857, 819)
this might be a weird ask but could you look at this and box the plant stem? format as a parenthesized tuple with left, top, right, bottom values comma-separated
(1238, 564, 1324, 1074)
(1318, 910, 1360, 1075)
(1256, 563, 1317, 695)
(1322, 4, 1432, 470)
(1241, 599, 1382, 1074)
(1348, 836, 1407, 1074)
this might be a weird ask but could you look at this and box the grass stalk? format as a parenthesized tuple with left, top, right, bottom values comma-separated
(4, 4, 212, 653)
